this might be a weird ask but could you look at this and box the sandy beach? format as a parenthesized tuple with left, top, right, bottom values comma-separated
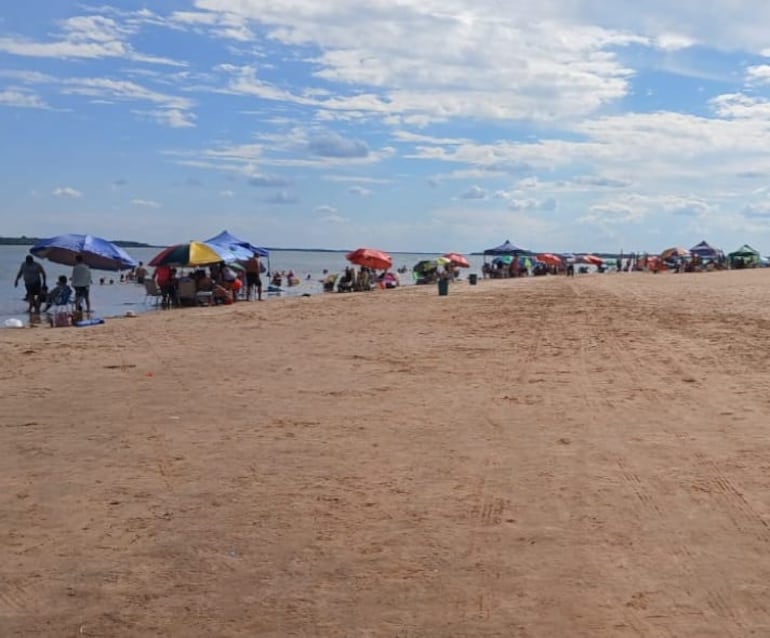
(3, 270, 770, 637)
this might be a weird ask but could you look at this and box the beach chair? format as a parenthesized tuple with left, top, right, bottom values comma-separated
(143, 279, 164, 306)
(176, 279, 198, 306)
(45, 286, 74, 327)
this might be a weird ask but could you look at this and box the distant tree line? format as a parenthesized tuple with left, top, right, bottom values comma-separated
(0, 236, 152, 247)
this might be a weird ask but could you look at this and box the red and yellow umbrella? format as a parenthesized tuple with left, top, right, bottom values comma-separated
(443, 252, 470, 268)
(149, 241, 234, 267)
(346, 247, 393, 270)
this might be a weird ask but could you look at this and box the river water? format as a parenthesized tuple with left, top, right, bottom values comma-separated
(0, 246, 487, 327)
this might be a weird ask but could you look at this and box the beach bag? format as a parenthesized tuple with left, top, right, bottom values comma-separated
(53, 310, 70, 327)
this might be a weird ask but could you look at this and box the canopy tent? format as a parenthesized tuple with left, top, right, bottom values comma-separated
(483, 239, 528, 255)
(728, 243, 760, 266)
(728, 244, 760, 258)
(204, 230, 269, 258)
(689, 240, 723, 259)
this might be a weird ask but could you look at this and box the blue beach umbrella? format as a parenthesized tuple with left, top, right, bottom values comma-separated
(30, 233, 138, 271)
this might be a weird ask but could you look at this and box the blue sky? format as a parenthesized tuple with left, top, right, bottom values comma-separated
(4, 1, 770, 253)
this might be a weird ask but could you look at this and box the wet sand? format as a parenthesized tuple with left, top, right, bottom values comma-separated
(2, 270, 770, 637)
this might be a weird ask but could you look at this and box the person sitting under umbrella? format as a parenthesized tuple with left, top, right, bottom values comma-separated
(43, 275, 73, 312)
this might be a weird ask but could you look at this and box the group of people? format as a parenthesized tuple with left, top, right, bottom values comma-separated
(14, 254, 93, 315)
(151, 254, 263, 307)
(335, 266, 400, 293)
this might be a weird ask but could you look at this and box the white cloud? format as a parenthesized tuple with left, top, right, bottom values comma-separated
(136, 108, 197, 128)
(319, 214, 348, 223)
(0, 88, 48, 109)
(264, 190, 298, 204)
(219, 189, 235, 197)
(170, 10, 255, 42)
(62, 77, 191, 110)
(53, 186, 82, 198)
(0, 14, 184, 66)
(316, 205, 347, 222)
(130, 198, 161, 208)
(198, 2, 643, 124)
(348, 185, 372, 196)
(655, 33, 697, 51)
(745, 66, 770, 86)
(323, 175, 392, 184)
(458, 185, 487, 200)
(247, 173, 290, 187)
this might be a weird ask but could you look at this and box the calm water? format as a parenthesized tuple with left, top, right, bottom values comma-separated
(0, 246, 487, 327)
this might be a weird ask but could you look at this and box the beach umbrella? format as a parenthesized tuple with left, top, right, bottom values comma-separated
(443, 252, 470, 267)
(579, 254, 603, 265)
(536, 253, 562, 266)
(660, 246, 690, 260)
(413, 259, 439, 274)
(30, 233, 138, 271)
(148, 241, 237, 267)
(346, 247, 392, 270)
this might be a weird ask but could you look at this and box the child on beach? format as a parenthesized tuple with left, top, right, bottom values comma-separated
(43, 275, 73, 311)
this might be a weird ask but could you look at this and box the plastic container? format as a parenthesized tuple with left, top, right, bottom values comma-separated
(468, 273, 478, 286)
(437, 278, 449, 296)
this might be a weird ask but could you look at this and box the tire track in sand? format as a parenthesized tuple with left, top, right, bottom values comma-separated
(566, 280, 748, 637)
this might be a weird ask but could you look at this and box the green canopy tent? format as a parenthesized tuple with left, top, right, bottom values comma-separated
(728, 244, 760, 268)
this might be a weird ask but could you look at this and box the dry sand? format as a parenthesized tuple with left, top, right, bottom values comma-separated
(2, 270, 770, 637)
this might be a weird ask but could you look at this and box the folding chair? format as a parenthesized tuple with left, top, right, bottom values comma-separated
(143, 279, 164, 306)
(45, 286, 74, 327)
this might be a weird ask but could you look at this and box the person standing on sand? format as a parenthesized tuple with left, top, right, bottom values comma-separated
(14, 255, 46, 313)
(72, 254, 93, 313)
(245, 254, 262, 301)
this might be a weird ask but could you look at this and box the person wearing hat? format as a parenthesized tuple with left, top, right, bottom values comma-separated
(14, 255, 47, 313)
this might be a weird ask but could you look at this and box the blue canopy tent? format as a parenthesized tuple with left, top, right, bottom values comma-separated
(483, 239, 529, 256)
(689, 240, 723, 259)
(205, 230, 270, 272)
(205, 230, 269, 258)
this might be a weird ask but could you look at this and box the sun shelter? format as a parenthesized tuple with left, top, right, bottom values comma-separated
(728, 244, 760, 268)
(483, 239, 529, 256)
(689, 240, 723, 259)
(30, 233, 138, 271)
(205, 230, 269, 258)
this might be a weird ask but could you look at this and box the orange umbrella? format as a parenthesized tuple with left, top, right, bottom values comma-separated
(346, 247, 393, 270)
(580, 254, 603, 265)
(536, 253, 562, 266)
(443, 252, 470, 267)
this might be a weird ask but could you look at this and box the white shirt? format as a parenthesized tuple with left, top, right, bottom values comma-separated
(72, 263, 92, 287)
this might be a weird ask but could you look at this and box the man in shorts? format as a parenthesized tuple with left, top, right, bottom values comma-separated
(72, 254, 93, 313)
(14, 255, 47, 313)
(245, 254, 263, 301)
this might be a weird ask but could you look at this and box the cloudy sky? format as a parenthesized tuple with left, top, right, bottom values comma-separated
(3, 1, 770, 253)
